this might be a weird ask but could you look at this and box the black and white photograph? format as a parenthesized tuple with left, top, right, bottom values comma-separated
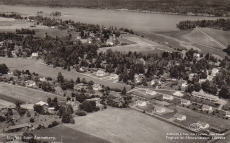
(0, 0, 229, 143)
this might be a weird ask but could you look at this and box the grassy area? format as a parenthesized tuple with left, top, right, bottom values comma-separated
(31, 125, 110, 143)
(176, 106, 230, 130)
(64, 107, 205, 143)
(0, 83, 65, 104)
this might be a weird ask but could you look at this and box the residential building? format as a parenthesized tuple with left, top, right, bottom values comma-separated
(173, 91, 184, 97)
(35, 101, 48, 106)
(96, 70, 106, 77)
(163, 94, 174, 101)
(110, 73, 119, 79)
(181, 82, 188, 91)
(93, 84, 103, 91)
(174, 113, 186, 121)
(202, 105, 213, 112)
(31, 52, 38, 58)
(197, 121, 209, 129)
(181, 99, 191, 106)
(26, 80, 36, 88)
(136, 101, 147, 107)
(154, 106, 166, 114)
(146, 89, 156, 96)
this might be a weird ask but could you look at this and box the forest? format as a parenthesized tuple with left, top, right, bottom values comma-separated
(1, 0, 230, 16)
(177, 19, 230, 30)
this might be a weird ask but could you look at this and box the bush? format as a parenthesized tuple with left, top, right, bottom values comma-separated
(70, 118, 75, 124)
(75, 110, 87, 116)
(30, 117, 34, 123)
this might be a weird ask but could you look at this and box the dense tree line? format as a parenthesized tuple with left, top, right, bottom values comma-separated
(0, 12, 22, 19)
(2, 0, 230, 16)
(16, 28, 35, 35)
(177, 19, 230, 31)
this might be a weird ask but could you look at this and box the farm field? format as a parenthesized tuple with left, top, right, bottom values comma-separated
(0, 83, 65, 104)
(31, 125, 110, 143)
(0, 57, 130, 90)
(64, 108, 206, 143)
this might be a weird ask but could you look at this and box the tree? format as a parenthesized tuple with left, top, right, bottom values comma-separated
(57, 72, 64, 83)
(121, 86, 127, 95)
(0, 64, 9, 74)
(33, 105, 45, 114)
(219, 86, 230, 99)
(194, 82, 201, 92)
(79, 100, 97, 113)
(76, 77, 81, 83)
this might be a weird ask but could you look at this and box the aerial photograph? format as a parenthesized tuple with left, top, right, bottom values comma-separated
(0, 0, 230, 143)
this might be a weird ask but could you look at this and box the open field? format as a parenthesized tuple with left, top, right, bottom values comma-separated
(0, 83, 65, 104)
(31, 125, 110, 143)
(0, 57, 130, 90)
(65, 108, 206, 143)
(0, 98, 14, 108)
(176, 106, 230, 130)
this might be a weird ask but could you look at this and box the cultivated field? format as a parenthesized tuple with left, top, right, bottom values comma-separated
(0, 83, 65, 104)
(65, 108, 206, 143)
(31, 125, 110, 143)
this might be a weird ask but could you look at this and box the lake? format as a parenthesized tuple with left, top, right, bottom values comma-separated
(0, 5, 222, 32)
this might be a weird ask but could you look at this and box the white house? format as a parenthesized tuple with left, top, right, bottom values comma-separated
(174, 113, 186, 121)
(150, 80, 155, 86)
(202, 105, 213, 112)
(225, 112, 230, 118)
(193, 53, 200, 58)
(96, 70, 106, 77)
(146, 89, 156, 96)
(211, 68, 219, 77)
(26, 80, 36, 88)
(136, 101, 147, 107)
(134, 74, 142, 83)
(79, 67, 87, 72)
(173, 91, 184, 97)
(39, 77, 47, 82)
(48, 107, 55, 114)
(110, 73, 119, 79)
(181, 99, 191, 106)
(35, 101, 48, 106)
(163, 95, 174, 101)
(31, 52, 38, 58)
(154, 106, 166, 114)
(93, 84, 103, 91)
(197, 121, 209, 129)
(181, 82, 188, 91)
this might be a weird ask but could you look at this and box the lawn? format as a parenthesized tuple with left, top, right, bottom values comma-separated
(31, 125, 110, 143)
(64, 107, 206, 143)
(0, 83, 65, 104)
(175, 106, 230, 130)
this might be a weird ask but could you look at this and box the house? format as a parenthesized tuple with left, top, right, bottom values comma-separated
(146, 89, 156, 96)
(93, 84, 103, 91)
(134, 74, 142, 83)
(193, 53, 200, 58)
(35, 101, 48, 106)
(66, 100, 80, 110)
(202, 105, 213, 112)
(48, 107, 55, 114)
(197, 121, 209, 129)
(39, 77, 47, 82)
(96, 70, 106, 77)
(150, 80, 155, 86)
(173, 91, 184, 97)
(136, 101, 147, 107)
(211, 68, 219, 76)
(163, 95, 174, 101)
(181, 99, 191, 106)
(79, 67, 87, 72)
(26, 80, 36, 88)
(154, 106, 166, 114)
(174, 113, 186, 121)
(31, 52, 38, 58)
(225, 112, 230, 118)
(110, 73, 119, 79)
(181, 82, 188, 91)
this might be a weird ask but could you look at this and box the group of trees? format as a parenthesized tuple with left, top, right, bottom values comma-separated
(16, 28, 36, 35)
(177, 19, 230, 31)
(0, 12, 22, 19)
(2, 0, 230, 16)
(0, 64, 9, 74)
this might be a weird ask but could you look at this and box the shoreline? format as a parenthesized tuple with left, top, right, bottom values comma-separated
(0, 3, 228, 18)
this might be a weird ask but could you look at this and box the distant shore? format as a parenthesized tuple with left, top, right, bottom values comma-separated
(0, 3, 228, 18)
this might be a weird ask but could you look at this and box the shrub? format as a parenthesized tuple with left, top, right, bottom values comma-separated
(75, 110, 86, 116)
